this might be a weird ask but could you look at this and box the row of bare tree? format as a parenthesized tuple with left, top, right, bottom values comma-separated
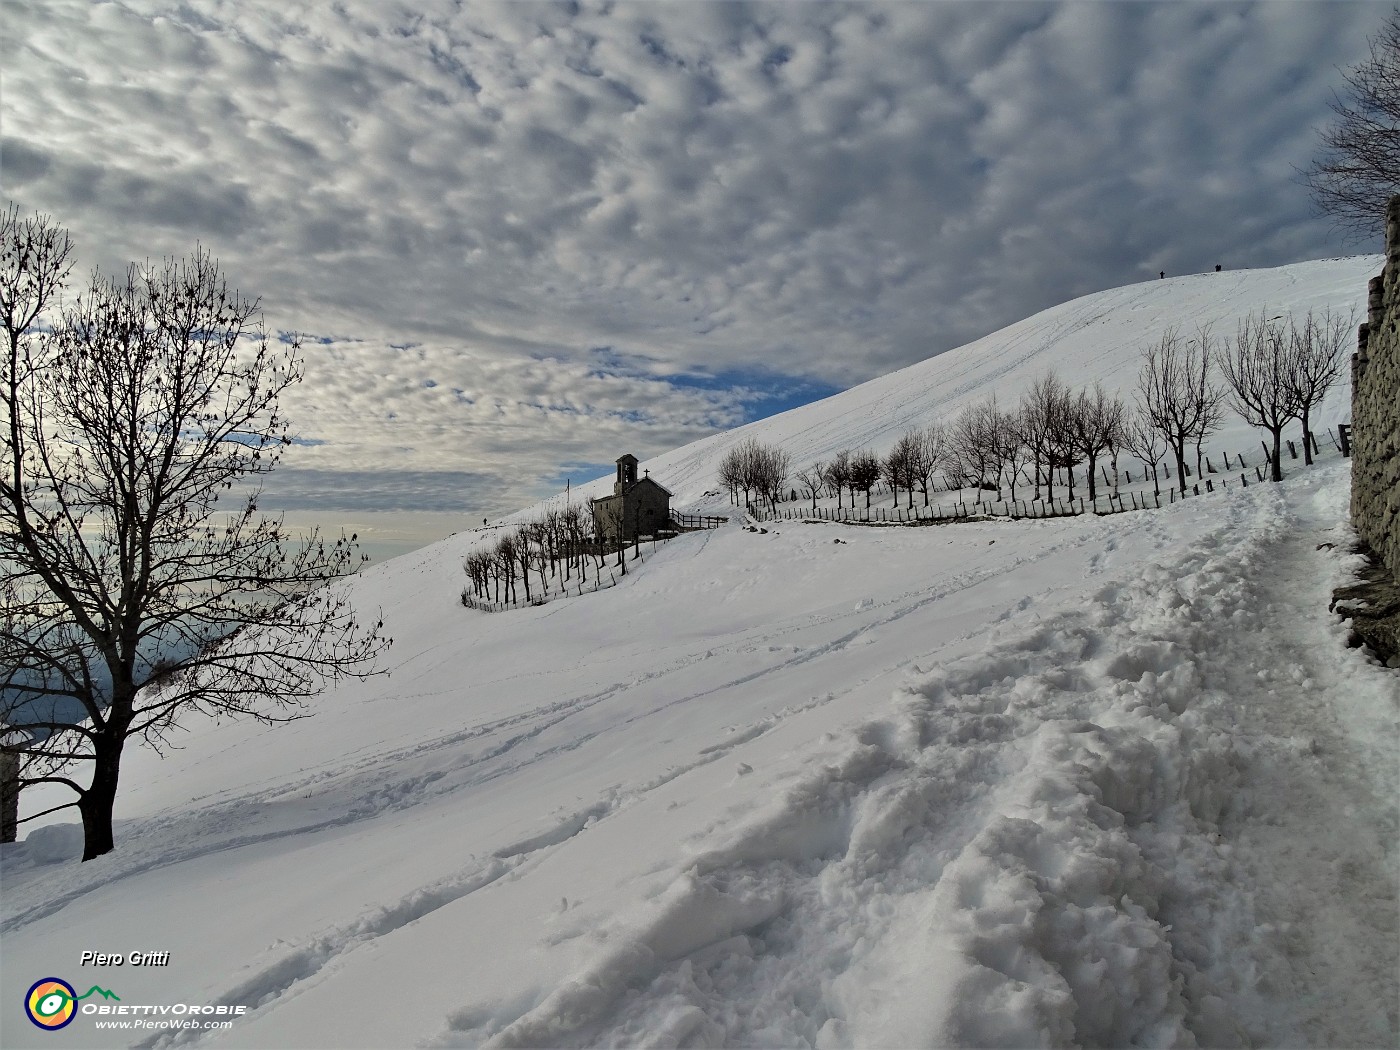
(462, 501, 639, 607)
(717, 438, 793, 510)
(770, 383, 1135, 515)
(1215, 309, 1353, 479)
(729, 307, 1352, 517)
(788, 436, 943, 512)
(1137, 307, 1351, 486)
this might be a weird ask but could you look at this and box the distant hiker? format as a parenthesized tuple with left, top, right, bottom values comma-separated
(1160, 271, 1165, 279)
(1216, 264, 1222, 272)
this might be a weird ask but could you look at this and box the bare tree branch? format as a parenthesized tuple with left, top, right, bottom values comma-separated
(1306, 10, 1400, 239)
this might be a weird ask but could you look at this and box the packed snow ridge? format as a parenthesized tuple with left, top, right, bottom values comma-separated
(3, 258, 1396, 1049)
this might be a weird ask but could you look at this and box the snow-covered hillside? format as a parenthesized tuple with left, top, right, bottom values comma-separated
(531, 256, 1382, 517)
(2, 259, 1395, 1049)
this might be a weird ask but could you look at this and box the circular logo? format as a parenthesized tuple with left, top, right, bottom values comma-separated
(25, 978, 77, 1030)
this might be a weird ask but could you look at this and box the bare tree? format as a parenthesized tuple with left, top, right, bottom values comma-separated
(948, 397, 1003, 504)
(991, 407, 1031, 502)
(795, 462, 825, 512)
(888, 425, 943, 508)
(463, 550, 492, 602)
(560, 504, 588, 583)
(883, 435, 914, 509)
(1, 215, 390, 860)
(1218, 312, 1303, 482)
(585, 499, 610, 577)
(721, 438, 789, 512)
(824, 450, 852, 510)
(717, 445, 746, 507)
(752, 443, 791, 511)
(516, 524, 540, 602)
(1019, 373, 1073, 502)
(1067, 384, 1126, 502)
(1138, 326, 1225, 494)
(1122, 404, 1167, 497)
(1049, 397, 1083, 502)
(1104, 406, 1128, 496)
(1286, 307, 1353, 464)
(495, 534, 520, 600)
(1306, 10, 1400, 238)
(911, 424, 944, 506)
(849, 450, 882, 510)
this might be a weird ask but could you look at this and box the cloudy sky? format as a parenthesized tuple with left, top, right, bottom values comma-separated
(2, 0, 1386, 555)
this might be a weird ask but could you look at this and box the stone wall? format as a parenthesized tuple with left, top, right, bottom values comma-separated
(1353, 195, 1400, 577)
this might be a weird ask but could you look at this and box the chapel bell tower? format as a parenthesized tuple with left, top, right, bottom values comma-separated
(614, 453, 639, 495)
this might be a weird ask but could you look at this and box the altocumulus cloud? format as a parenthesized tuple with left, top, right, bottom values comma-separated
(1, 0, 1381, 521)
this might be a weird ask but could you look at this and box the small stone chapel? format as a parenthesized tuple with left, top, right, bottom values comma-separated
(592, 454, 672, 544)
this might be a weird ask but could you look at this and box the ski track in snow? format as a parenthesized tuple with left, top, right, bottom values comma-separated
(1, 514, 1100, 933)
(12, 527, 1125, 1044)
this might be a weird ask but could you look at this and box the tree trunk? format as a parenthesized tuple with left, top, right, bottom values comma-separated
(79, 737, 125, 861)
(1301, 408, 1315, 466)
(1270, 429, 1284, 482)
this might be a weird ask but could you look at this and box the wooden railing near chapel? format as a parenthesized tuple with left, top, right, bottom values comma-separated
(669, 512, 728, 531)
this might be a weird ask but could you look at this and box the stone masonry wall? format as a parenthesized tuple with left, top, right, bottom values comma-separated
(1352, 195, 1400, 578)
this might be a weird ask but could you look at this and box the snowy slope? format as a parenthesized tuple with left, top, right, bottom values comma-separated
(2, 258, 1395, 1050)
(531, 256, 1381, 516)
